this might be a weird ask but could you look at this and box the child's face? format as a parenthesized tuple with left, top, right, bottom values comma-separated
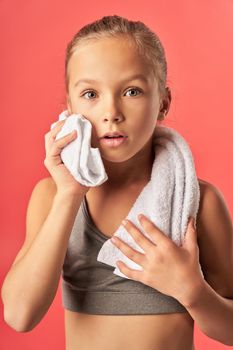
(66, 36, 164, 162)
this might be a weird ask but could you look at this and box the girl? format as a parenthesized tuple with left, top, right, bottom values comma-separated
(2, 15, 233, 350)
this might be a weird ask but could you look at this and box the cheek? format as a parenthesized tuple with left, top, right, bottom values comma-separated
(67, 93, 91, 113)
(67, 102, 94, 122)
(126, 100, 158, 128)
(130, 115, 157, 134)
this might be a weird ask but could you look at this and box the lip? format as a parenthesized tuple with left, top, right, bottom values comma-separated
(100, 136, 128, 148)
(100, 131, 127, 139)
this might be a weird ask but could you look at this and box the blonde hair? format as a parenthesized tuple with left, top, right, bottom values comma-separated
(65, 15, 168, 107)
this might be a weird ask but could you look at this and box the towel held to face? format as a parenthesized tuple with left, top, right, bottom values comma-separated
(50, 110, 108, 187)
(50, 110, 202, 280)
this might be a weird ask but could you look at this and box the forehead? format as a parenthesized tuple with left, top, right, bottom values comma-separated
(67, 36, 156, 85)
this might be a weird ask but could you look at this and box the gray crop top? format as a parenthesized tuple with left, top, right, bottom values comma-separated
(61, 196, 188, 315)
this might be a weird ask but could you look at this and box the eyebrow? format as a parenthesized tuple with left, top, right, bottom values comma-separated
(74, 74, 149, 88)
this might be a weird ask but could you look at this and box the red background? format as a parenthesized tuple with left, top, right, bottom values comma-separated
(1, 1, 233, 349)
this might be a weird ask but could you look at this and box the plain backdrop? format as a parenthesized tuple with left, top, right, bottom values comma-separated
(1, 0, 233, 349)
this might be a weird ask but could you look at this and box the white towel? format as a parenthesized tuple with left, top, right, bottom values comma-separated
(50, 110, 108, 187)
(50, 110, 202, 280)
(97, 126, 202, 279)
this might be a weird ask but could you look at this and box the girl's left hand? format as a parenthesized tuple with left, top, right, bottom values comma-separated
(111, 214, 204, 306)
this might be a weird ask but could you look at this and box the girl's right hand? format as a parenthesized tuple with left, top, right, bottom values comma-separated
(44, 119, 90, 196)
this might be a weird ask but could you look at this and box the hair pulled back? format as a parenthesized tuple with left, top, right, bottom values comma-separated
(65, 15, 168, 101)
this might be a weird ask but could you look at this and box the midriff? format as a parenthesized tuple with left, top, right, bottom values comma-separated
(64, 310, 195, 350)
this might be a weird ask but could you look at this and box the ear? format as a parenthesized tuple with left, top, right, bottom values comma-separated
(162, 87, 172, 113)
(158, 87, 172, 121)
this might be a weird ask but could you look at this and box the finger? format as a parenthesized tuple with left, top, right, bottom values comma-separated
(50, 119, 67, 138)
(121, 219, 155, 252)
(45, 120, 67, 151)
(184, 217, 198, 249)
(116, 260, 144, 282)
(111, 236, 146, 266)
(51, 130, 77, 152)
(49, 119, 66, 136)
(138, 214, 174, 248)
(46, 130, 77, 156)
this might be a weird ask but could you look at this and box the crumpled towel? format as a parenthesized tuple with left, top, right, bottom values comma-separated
(97, 125, 203, 280)
(50, 110, 108, 187)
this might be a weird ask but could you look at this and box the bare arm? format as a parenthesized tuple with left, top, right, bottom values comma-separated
(181, 181, 233, 345)
(183, 279, 233, 346)
(1, 178, 84, 332)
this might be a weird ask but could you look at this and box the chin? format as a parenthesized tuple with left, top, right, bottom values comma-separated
(101, 155, 127, 163)
(100, 151, 136, 164)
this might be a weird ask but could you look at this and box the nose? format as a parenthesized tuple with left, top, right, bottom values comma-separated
(102, 95, 124, 123)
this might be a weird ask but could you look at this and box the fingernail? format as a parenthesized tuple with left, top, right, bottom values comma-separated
(193, 217, 196, 229)
(111, 237, 117, 243)
(190, 217, 195, 227)
(122, 219, 127, 226)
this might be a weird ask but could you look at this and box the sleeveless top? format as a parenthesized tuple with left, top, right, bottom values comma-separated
(61, 196, 188, 315)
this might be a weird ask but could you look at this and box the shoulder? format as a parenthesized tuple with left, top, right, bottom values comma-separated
(196, 177, 233, 298)
(197, 177, 217, 203)
(29, 176, 57, 218)
(35, 176, 57, 198)
(197, 177, 232, 230)
(28, 176, 57, 214)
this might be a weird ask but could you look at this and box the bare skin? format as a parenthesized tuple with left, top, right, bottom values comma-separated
(2, 36, 232, 346)
(59, 147, 204, 350)
(62, 35, 195, 349)
(64, 311, 194, 350)
(61, 177, 206, 350)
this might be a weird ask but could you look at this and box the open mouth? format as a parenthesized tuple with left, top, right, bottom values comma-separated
(100, 135, 127, 147)
(104, 135, 124, 139)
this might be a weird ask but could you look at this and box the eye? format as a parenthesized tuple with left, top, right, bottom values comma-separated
(81, 90, 97, 100)
(80, 87, 143, 100)
(125, 87, 142, 97)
